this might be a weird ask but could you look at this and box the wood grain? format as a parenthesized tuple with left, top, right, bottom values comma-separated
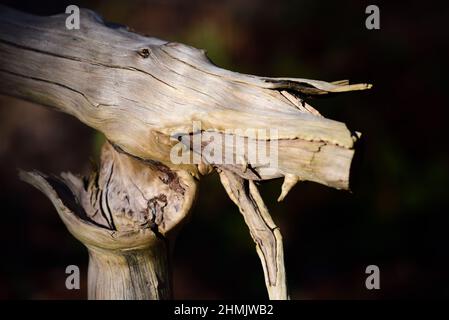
(20, 142, 197, 299)
(0, 5, 370, 299)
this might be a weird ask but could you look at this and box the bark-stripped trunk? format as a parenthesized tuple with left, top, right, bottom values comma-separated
(20, 142, 197, 299)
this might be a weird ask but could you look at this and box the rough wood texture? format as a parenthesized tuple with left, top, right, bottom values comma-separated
(0, 5, 370, 188)
(0, 5, 370, 299)
(219, 170, 288, 299)
(20, 142, 197, 299)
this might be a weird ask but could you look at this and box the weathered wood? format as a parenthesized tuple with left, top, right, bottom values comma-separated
(20, 142, 197, 299)
(0, 5, 370, 299)
(0, 5, 369, 189)
(219, 170, 288, 299)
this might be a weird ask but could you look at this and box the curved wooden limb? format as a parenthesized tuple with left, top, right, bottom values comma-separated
(0, 5, 367, 190)
(219, 170, 288, 300)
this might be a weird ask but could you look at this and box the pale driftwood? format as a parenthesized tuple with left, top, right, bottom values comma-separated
(0, 5, 370, 299)
(0, 5, 370, 188)
(219, 170, 288, 299)
(20, 142, 197, 299)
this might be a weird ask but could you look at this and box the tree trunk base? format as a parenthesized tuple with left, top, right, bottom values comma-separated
(20, 142, 197, 300)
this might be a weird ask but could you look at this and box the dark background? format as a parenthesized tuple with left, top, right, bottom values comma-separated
(0, 0, 448, 299)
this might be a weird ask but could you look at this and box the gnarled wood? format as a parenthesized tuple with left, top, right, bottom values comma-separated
(0, 5, 370, 299)
(0, 5, 369, 190)
(20, 142, 197, 299)
(219, 170, 288, 299)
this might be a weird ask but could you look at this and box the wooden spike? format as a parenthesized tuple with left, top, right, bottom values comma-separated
(277, 174, 300, 202)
